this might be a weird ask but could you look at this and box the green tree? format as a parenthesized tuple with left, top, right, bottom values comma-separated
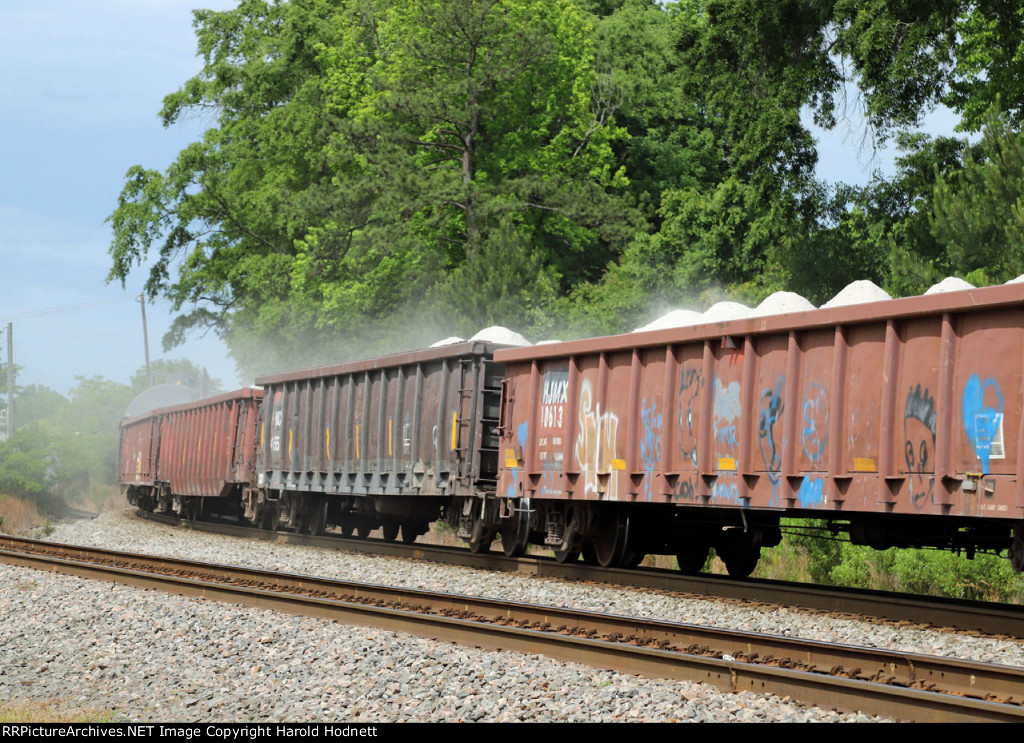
(930, 108, 1024, 285)
(129, 358, 223, 394)
(567, 0, 838, 331)
(830, 0, 1024, 135)
(0, 423, 61, 510)
(108, 0, 635, 374)
(47, 376, 136, 501)
(108, 0, 354, 371)
(14, 385, 68, 428)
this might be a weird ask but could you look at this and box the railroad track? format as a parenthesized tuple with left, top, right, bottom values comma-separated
(136, 509, 1024, 640)
(2, 533, 1023, 722)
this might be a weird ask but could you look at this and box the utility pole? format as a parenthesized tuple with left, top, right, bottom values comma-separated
(138, 293, 151, 388)
(7, 322, 13, 438)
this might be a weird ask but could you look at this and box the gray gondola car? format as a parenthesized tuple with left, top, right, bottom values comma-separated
(251, 341, 505, 542)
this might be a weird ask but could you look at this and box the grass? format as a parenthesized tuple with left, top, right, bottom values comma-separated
(0, 701, 115, 723)
(0, 494, 48, 535)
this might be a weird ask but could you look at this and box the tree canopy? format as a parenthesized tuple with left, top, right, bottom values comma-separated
(0, 359, 216, 511)
(108, 0, 1024, 375)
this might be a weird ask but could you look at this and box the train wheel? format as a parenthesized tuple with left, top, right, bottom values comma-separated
(553, 546, 581, 564)
(381, 520, 400, 542)
(676, 542, 710, 574)
(1011, 533, 1024, 572)
(356, 523, 372, 539)
(469, 530, 495, 553)
(469, 518, 495, 554)
(307, 500, 327, 536)
(338, 521, 353, 538)
(723, 549, 760, 579)
(592, 507, 630, 568)
(620, 548, 645, 568)
(501, 502, 531, 558)
(718, 531, 760, 578)
(400, 520, 425, 545)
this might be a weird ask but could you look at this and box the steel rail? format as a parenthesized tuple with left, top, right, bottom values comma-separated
(136, 509, 1024, 639)
(2, 535, 1023, 721)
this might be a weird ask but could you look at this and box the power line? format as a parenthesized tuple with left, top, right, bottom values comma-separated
(0, 295, 133, 322)
(16, 331, 143, 344)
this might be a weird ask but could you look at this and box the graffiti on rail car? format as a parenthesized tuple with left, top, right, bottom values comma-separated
(677, 367, 702, 468)
(676, 477, 697, 502)
(712, 377, 741, 505)
(575, 380, 621, 498)
(962, 374, 1005, 476)
(904, 384, 937, 508)
(797, 476, 824, 507)
(714, 378, 741, 451)
(801, 382, 828, 464)
(639, 397, 662, 501)
(758, 377, 785, 500)
(504, 420, 529, 497)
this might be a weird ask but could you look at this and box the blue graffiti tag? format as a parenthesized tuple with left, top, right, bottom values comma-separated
(758, 377, 785, 485)
(639, 398, 662, 501)
(713, 377, 741, 460)
(677, 368, 703, 467)
(716, 425, 738, 450)
(797, 476, 824, 507)
(712, 479, 740, 504)
(962, 375, 1003, 475)
(801, 382, 828, 463)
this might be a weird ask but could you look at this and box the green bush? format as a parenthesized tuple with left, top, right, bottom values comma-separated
(830, 544, 1024, 602)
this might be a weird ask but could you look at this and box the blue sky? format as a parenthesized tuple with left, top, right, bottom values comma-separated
(0, 0, 237, 396)
(0, 0, 953, 398)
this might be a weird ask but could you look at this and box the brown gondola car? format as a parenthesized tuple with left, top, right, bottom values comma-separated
(251, 341, 505, 542)
(119, 388, 263, 519)
(119, 284, 1024, 577)
(494, 283, 1024, 575)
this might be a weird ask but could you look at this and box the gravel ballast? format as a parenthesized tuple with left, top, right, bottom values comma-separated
(5, 507, 981, 721)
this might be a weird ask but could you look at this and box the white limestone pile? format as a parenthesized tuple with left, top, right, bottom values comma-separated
(634, 309, 702, 332)
(470, 326, 531, 346)
(821, 280, 891, 308)
(925, 277, 974, 294)
(700, 301, 751, 323)
(1005, 273, 1024, 285)
(430, 336, 465, 347)
(749, 291, 815, 317)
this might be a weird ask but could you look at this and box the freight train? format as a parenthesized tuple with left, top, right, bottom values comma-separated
(119, 283, 1024, 577)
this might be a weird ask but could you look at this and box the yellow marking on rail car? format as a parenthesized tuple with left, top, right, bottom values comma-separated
(326, 428, 331, 460)
(853, 457, 876, 472)
(389, 419, 393, 456)
(288, 430, 293, 461)
(260, 423, 264, 447)
(611, 458, 626, 471)
(355, 424, 360, 459)
(718, 457, 736, 471)
(505, 448, 518, 468)
(451, 411, 458, 451)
